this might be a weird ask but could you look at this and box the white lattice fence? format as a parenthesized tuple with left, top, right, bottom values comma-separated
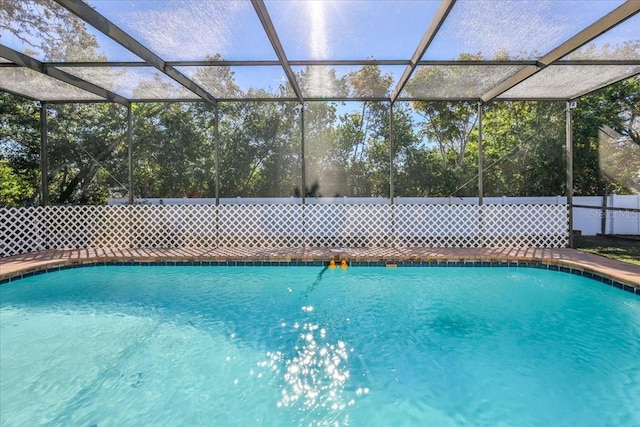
(169, 205, 218, 247)
(44, 205, 134, 249)
(304, 204, 394, 247)
(395, 204, 481, 247)
(480, 204, 569, 247)
(1, 207, 47, 256)
(128, 205, 218, 248)
(218, 204, 303, 247)
(1, 204, 569, 257)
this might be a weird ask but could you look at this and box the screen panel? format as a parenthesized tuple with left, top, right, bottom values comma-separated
(402, 65, 526, 100)
(177, 66, 294, 99)
(498, 65, 640, 99)
(293, 65, 404, 99)
(0, 67, 105, 101)
(422, 0, 626, 61)
(266, 0, 441, 60)
(89, 0, 277, 61)
(0, 0, 141, 62)
(567, 14, 640, 60)
(59, 66, 201, 100)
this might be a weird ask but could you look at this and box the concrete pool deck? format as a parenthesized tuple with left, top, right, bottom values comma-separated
(1, 247, 639, 292)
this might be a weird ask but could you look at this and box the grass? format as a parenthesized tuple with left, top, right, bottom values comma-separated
(574, 235, 640, 266)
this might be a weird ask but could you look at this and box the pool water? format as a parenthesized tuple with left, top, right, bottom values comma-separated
(1, 266, 639, 426)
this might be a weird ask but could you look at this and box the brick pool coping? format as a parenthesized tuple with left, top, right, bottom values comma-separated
(1, 247, 639, 294)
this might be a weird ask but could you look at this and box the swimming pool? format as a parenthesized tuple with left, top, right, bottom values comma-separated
(1, 265, 639, 426)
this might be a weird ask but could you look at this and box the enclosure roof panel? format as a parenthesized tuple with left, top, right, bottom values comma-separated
(0, 0, 143, 62)
(0, 67, 105, 101)
(1, 0, 639, 103)
(402, 64, 527, 100)
(266, 0, 442, 61)
(565, 13, 640, 60)
(176, 65, 294, 99)
(58, 66, 202, 100)
(292, 65, 406, 99)
(88, 0, 277, 61)
(422, 0, 627, 61)
(497, 64, 640, 100)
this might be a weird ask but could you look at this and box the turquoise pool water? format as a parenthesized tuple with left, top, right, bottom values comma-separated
(1, 266, 639, 426)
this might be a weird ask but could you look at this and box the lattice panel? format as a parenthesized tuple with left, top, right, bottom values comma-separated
(218, 204, 304, 247)
(168, 205, 217, 248)
(395, 204, 481, 247)
(480, 204, 568, 247)
(304, 204, 394, 247)
(45, 205, 131, 249)
(45, 205, 94, 249)
(1, 207, 47, 257)
(127, 205, 217, 248)
(1, 203, 570, 257)
(90, 205, 133, 248)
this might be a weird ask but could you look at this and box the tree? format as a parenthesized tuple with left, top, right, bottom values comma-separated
(412, 100, 477, 169)
(0, 159, 32, 206)
(132, 102, 210, 198)
(573, 76, 640, 195)
(0, 92, 41, 205)
(397, 147, 459, 197)
(479, 101, 565, 197)
(312, 65, 398, 197)
(43, 103, 128, 203)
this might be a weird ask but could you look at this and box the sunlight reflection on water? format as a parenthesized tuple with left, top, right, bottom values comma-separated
(257, 304, 366, 426)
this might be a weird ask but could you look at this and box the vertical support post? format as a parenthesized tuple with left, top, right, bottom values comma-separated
(600, 189, 608, 236)
(477, 102, 484, 206)
(477, 101, 484, 247)
(300, 104, 307, 246)
(39, 101, 49, 206)
(300, 103, 306, 205)
(127, 104, 134, 205)
(389, 102, 395, 203)
(214, 101, 220, 206)
(566, 101, 574, 248)
(389, 102, 397, 247)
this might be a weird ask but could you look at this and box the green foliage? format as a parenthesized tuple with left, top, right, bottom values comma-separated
(573, 76, 640, 195)
(46, 103, 128, 204)
(0, 160, 33, 206)
(481, 101, 565, 197)
(0, 92, 41, 205)
(133, 102, 212, 198)
(1, 1, 638, 204)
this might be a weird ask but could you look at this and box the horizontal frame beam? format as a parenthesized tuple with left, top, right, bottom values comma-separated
(41, 59, 640, 68)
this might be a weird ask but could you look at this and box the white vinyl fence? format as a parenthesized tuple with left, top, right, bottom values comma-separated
(1, 202, 569, 257)
(572, 194, 640, 236)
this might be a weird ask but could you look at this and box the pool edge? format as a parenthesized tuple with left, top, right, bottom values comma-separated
(1, 248, 639, 294)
